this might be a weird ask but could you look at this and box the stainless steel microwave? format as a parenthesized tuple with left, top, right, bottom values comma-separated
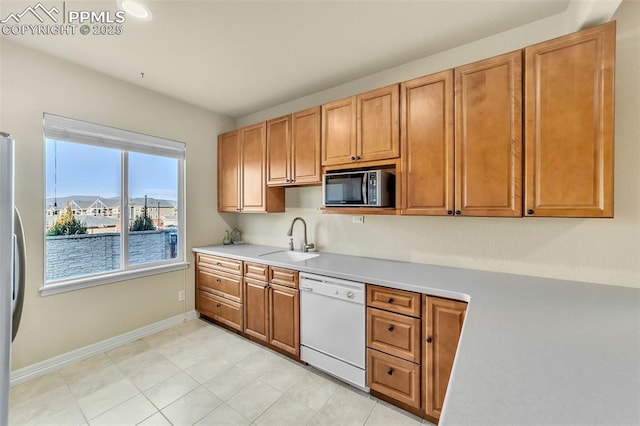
(323, 170, 394, 207)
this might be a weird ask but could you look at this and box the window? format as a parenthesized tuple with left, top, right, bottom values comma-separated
(42, 113, 186, 295)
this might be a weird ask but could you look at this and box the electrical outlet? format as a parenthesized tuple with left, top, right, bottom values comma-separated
(352, 215, 365, 224)
(178, 290, 185, 301)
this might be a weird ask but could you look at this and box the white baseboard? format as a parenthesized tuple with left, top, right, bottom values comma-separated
(10, 310, 199, 387)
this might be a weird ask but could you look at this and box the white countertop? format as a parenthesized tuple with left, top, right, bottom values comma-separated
(193, 244, 640, 426)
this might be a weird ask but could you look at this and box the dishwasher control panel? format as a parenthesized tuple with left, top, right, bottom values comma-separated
(299, 273, 365, 304)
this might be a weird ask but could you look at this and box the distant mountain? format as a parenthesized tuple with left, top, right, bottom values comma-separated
(46, 195, 176, 208)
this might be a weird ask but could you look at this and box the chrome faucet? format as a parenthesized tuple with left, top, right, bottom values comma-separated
(286, 217, 315, 252)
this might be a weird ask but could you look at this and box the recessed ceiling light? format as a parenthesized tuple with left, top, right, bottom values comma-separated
(117, 0, 152, 21)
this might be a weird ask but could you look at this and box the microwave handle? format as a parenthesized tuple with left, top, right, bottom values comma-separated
(362, 175, 368, 205)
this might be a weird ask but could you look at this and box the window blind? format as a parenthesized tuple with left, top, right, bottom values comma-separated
(43, 113, 185, 159)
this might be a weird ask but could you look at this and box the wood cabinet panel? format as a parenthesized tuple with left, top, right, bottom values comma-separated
(266, 115, 291, 186)
(269, 283, 300, 357)
(367, 308, 421, 363)
(367, 285, 421, 317)
(401, 70, 454, 216)
(197, 291, 243, 332)
(244, 262, 269, 281)
(196, 253, 242, 275)
(525, 21, 615, 217)
(269, 266, 299, 289)
(423, 296, 467, 419)
(291, 107, 321, 185)
(244, 278, 269, 342)
(368, 349, 421, 409)
(322, 97, 356, 166)
(217, 130, 240, 212)
(240, 123, 268, 212)
(197, 269, 242, 303)
(455, 50, 523, 217)
(358, 84, 400, 162)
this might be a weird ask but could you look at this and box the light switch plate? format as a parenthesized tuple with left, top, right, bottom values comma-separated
(352, 216, 365, 224)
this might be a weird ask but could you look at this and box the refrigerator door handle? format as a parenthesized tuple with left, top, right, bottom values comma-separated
(12, 207, 25, 342)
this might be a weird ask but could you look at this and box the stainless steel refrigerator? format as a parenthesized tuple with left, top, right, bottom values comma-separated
(0, 133, 26, 426)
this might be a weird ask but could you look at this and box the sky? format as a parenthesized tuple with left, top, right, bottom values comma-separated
(45, 139, 178, 202)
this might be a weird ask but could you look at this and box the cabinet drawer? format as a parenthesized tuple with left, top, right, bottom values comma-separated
(367, 349, 420, 409)
(367, 308, 421, 363)
(269, 266, 299, 289)
(244, 262, 269, 281)
(197, 253, 242, 275)
(197, 291, 243, 331)
(197, 268, 242, 303)
(367, 285, 421, 317)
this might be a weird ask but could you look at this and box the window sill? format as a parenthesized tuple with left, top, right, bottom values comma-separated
(39, 262, 189, 296)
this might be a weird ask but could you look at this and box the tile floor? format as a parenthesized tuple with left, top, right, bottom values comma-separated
(9, 318, 434, 425)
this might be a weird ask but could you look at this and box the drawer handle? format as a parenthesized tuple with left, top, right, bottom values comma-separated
(387, 325, 394, 332)
(426, 336, 433, 344)
(387, 368, 394, 376)
(387, 297, 394, 304)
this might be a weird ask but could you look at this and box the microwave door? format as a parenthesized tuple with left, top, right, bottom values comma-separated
(325, 174, 366, 205)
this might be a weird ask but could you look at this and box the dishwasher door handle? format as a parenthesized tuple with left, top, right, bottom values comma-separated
(300, 286, 314, 292)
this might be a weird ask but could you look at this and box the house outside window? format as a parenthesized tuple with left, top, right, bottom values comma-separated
(42, 113, 187, 295)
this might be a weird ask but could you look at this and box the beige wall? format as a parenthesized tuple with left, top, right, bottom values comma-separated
(235, 3, 640, 289)
(1, 40, 235, 369)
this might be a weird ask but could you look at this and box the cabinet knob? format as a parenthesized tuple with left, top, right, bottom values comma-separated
(387, 297, 394, 304)
(356, 155, 361, 161)
(527, 209, 534, 215)
(351, 156, 356, 161)
(455, 210, 461, 216)
(388, 325, 394, 332)
(216, 279, 221, 283)
(447, 210, 453, 215)
(426, 336, 433, 343)
(216, 304, 221, 308)
(387, 368, 394, 376)
(216, 262, 222, 266)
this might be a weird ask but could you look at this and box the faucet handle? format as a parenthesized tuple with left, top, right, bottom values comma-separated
(289, 238, 294, 251)
(303, 243, 315, 253)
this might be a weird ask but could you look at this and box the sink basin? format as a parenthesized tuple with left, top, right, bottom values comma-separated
(259, 250, 320, 262)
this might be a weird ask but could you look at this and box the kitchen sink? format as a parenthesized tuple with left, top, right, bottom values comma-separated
(259, 250, 320, 262)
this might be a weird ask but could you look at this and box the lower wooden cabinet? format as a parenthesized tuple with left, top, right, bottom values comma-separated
(269, 283, 300, 356)
(423, 296, 467, 419)
(243, 277, 269, 342)
(243, 264, 300, 359)
(368, 348, 421, 409)
(197, 291, 243, 332)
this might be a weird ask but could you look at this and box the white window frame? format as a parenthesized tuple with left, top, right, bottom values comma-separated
(41, 113, 188, 296)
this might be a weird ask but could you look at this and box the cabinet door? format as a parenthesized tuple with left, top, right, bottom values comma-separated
(240, 123, 267, 212)
(267, 114, 292, 186)
(322, 97, 357, 166)
(291, 106, 321, 185)
(525, 22, 614, 217)
(244, 278, 269, 343)
(269, 283, 300, 357)
(217, 130, 240, 212)
(455, 51, 523, 217)
(357, 84, 400, 162)
(423, 296, 467, 420)
(401, 71, 454, 216)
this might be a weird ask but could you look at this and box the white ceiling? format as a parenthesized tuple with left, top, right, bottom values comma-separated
(2, 0, 574, 118)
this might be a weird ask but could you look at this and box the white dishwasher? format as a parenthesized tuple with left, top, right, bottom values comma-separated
(299, 272, 367, 390)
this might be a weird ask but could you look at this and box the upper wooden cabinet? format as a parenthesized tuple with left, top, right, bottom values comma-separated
(455, 50, 523, 217)
(401, 70, 454, 216)
(423, 296, 467, 420)
(524, 21, 615, 218)
(267, 107, 321, 186)
(322, 84, 400, 166)
(217, 130, 240, 212)
(217, 123, 285, 213)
